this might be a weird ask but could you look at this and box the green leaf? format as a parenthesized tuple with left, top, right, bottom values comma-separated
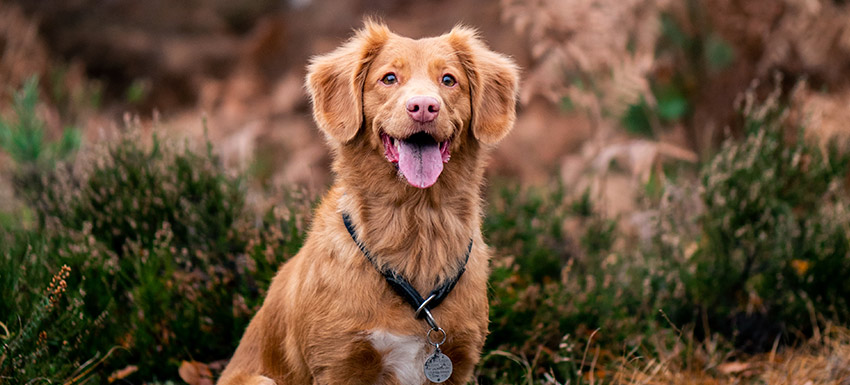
(125, 79, 149, 104)
(705, 34, 735, 72)
(560, 96, 575, 111)
(654, 84, 689, 121)
(660, 13, 689, 50)
(657, 96, 688, 121)
(53, 126, 82, 159)
(644, 168, 663, 202)
(0, 75, 80, 166)
(622, 99, 654, 137)
(0, 118, 10, 149)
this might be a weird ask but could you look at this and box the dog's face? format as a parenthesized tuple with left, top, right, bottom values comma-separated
(307, 22, 518, 189)
(364, 36, 471, 188)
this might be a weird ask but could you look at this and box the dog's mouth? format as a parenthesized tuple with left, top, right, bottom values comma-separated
(381, 131, 451, 189)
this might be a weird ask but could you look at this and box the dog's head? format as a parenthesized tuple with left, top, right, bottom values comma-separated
(306, 21, 518, 189)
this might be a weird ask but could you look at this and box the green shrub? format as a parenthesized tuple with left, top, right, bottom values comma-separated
(484, 183, 572, 283)
(482, 184, 684, 384)
(0, 76, 81, 168)
(0, 76, 81, 224)
(0, 226, 115, 384)
(787, 200, 850, 325)
(1, 121, 311, 382)
(3, 75, 848, 384)
(692, 91, 850, 349)
(479, 87, 850, 382)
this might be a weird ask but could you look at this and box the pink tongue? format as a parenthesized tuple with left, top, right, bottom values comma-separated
(397, 138, 444, 188)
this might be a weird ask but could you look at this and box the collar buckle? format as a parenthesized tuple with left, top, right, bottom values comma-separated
(415, 294, 439, 329)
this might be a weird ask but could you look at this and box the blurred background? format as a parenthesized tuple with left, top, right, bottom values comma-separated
(2, 0, 849, 196)
(2, 0, 850, 384)
(4, 0, 850, 213)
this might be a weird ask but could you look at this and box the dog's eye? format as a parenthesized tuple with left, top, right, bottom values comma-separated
(380, 73, 398, 85)
(441, 74, 457, 87)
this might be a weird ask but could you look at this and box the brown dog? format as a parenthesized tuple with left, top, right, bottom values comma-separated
(218, 21, 518, 385)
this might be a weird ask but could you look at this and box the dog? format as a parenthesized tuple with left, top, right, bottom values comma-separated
(218, 21, 518, 385)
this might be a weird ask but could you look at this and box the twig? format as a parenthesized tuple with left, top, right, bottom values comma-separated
(658, 309, 683, 337)
(589, 345, 600, 385)
(768, 334, 781, 364)
(579, 328, 600, 378)
(481, 350, 534, 385)
(63, 346, 124, 385)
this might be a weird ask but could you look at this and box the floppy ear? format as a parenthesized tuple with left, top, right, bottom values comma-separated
(448, 26, 519, 145)
(306, 21, 390, 143)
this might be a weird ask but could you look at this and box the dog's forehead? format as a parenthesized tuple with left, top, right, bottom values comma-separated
(377, 35, 460, 70)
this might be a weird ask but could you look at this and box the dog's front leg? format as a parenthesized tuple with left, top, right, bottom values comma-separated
(307, 333, 408, 385)
(219, 374, 277, 385)
(312, 374, 402, 385)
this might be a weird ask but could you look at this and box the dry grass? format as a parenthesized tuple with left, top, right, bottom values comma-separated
(477, 327, 850, 384)
(617, 327, 850, 385)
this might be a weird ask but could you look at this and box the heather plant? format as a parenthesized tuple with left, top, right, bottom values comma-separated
(0, 232, 113, 384)
(0, 76, 81, 212)
(0, 79, 100, 383)
(481, 184, 684, 384)
(484, 183, 572, 283)
(0, 264, 85, 381)
(29, 129, 242, 257)
(1, 115, 311, 382)
(478, 85, 850, 382)
(2, 76, 849, 384)
(691, 86, 850, 350)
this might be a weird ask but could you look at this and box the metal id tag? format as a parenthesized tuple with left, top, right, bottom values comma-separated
(423, 346, 453, 383)
(424, 327, 452, 383)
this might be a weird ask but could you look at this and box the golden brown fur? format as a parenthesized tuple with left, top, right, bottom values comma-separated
(218, 21, 518, 385)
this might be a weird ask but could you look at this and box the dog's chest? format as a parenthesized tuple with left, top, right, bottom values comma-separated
(367, 330, 428, 384)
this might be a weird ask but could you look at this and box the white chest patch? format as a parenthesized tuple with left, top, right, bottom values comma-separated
(367, 330, 427, 385)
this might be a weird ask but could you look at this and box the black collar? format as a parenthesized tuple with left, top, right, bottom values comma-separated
(342, 212, 472, 321)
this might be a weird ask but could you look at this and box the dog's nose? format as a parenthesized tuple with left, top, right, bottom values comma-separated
(406, 96, 440, 123)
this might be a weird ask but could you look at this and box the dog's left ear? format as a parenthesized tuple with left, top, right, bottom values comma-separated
(306, 21, 390, 143)
(449, 26, 519, 145)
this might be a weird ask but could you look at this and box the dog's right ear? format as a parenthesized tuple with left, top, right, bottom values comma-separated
(306, 21, 390, 143)
(448, 26, 519, 145)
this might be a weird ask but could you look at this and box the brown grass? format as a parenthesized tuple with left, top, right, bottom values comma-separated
(614, 327, 850, 385)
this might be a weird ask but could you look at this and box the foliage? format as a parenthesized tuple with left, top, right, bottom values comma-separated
(0, 261, 110, 384)
(0, 76, 80, 167)
(481, 181, 691, 384)
(1, 78, 849, 384)
(1, 105, 311, 382)
(691, 88, 850, 350)
(0, 76, 82, 227)
(503, 0, 739, 147)
(484, 183, 571, 283)
(478, 88, 850, 382)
